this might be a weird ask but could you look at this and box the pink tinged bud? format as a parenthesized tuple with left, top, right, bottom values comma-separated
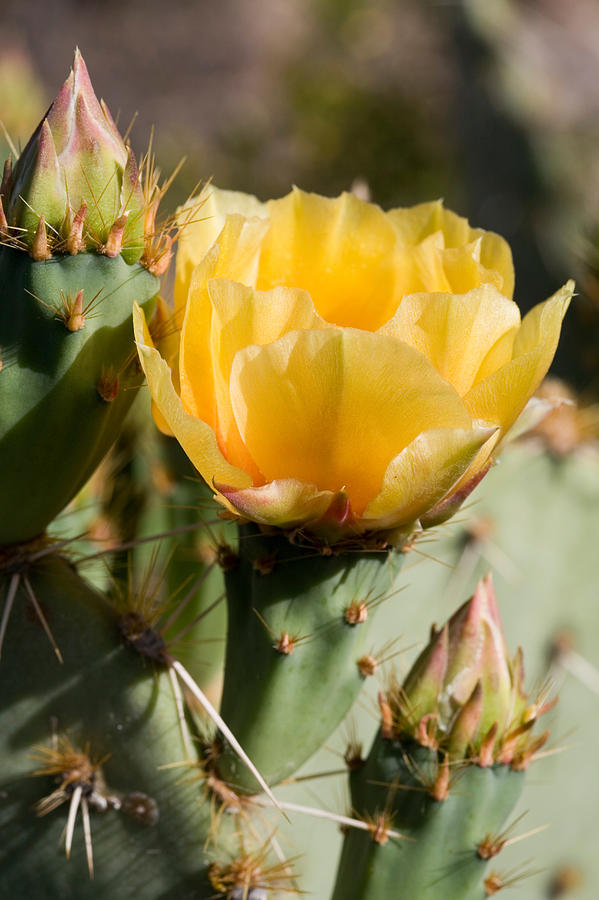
(7, 50, 145, 258)
(447, 680, 483, 759)
(8, 119, 66, 238)
(100, 97, 125, 147)
(442, 575, 513, 738)
(402, 624, 449, 722)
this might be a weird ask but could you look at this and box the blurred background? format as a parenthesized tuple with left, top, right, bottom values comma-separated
(3, 0, 599, 388)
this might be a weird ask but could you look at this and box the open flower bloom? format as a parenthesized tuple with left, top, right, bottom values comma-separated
(134, 187, 572, 544)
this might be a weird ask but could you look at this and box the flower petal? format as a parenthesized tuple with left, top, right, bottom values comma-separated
(387, 201, 514, 298)
(215, 478, 336, 528)
(464, 281, 573, 430)
(175, 186, 267, 313)
(256, 187, 400, 330)
(208, 278, 328, 478)
(179, 214, 270, 427)
(229, 327, 472, 514)
(380, 285, 521, 396)
(133, 303, 252, 490)
(362, 426, 496, 528)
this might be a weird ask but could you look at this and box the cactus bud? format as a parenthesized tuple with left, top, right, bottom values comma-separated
(5, 49, 144, 260)
(394, 574, 544, 762)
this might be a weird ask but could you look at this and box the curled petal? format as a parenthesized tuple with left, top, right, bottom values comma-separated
(380, 285, 521, 396)
(133, 303, 252, 490)
(362, 426, 497, 529)
(464, 281, 573, 431)
(215, 479, 336, 529)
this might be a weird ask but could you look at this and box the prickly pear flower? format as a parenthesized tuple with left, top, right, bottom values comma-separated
(134, 186, 572, 545)
(2, 49, 144, 262)
(387, 575, 553, 766)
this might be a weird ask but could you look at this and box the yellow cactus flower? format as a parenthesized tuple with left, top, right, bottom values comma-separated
(134, 187, 572, 544)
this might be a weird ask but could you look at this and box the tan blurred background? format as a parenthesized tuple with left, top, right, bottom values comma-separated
(3, 0, 599, 382)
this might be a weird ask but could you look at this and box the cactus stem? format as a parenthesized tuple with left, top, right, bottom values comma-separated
(164, 590, 224, 647)
(158, 567, 216, 635)
(97, 366, 119, 402)
(167, 662, 195, 760)
(102, 213, 129, 257)
(22, 574, 64, 662)
(208, 840, 301, 899)
(170, 659, 286, 820)
(0, 571, 19, 660)
(251, 606, 310, 654)
(65, 201, 87, 254)
(31, 731, 115, 879)
(31, 215, 52, 260)
(345, 745, 366, 773)
(252, 552, 278, 575)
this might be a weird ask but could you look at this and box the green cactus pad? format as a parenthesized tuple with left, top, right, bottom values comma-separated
(332, 736, 524, 900)
(215, 525, 401, 793)
(0, 552, 236, 898)
(0, 248, 157, 544)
